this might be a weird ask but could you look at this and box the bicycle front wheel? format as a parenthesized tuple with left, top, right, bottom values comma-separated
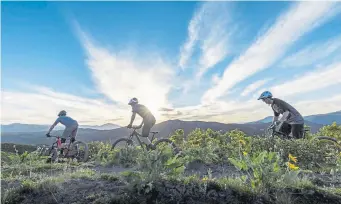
(111, 138, 135, 151)
(69, 141, 89, 162)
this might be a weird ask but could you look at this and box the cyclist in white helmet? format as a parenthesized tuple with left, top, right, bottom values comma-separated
(127, 98, 156, 148)
(258, 91, 304, 139)
(46, 110, 79, 143)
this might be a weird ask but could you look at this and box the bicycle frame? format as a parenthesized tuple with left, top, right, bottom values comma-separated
(267, 125, 309, 139)
(47, 135, 73, 157)
(127, 128, 158, 148)
(270, 128, 289, 139)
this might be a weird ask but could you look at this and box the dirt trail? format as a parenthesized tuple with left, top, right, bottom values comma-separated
(184, 160, 241, 178)
(92, 164, 136, 174)
(7, 177, 341, 204)
(7, 178, 125, 204)
(2, 161, 341, 204)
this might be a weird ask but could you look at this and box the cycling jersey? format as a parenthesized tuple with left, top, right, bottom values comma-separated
(271, 98, 304, 124)
(52, 116, 78, 127)
(131, 104, 155, 121)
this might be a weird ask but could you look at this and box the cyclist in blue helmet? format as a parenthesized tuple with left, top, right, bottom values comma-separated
(258, 91, 304, 139)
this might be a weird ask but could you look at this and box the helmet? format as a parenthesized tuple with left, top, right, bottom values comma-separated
(128, 97, 138, 105)
(258, 91, 272, 100)
(58, 110, 67, 116)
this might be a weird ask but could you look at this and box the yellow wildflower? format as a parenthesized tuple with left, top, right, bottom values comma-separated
(287, 162, 299, 170)
(202, 177, 208, 182)
(289, 154, 298, 163)
(243, 151, 248, 156)
(239, 139, 246, 145)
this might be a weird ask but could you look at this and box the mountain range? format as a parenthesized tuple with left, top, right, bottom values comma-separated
(0, 120, 274, 145)
(1, 111, 339, 145)
(1, 123, 121, 133)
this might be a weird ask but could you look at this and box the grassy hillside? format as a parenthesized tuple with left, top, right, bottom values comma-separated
(1, 143, 36, 154)
(1, 124, 341, 204)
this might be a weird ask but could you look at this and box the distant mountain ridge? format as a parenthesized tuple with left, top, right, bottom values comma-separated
(2, 111, 338, 145)
(1, 123, 120, 132)
(252, 111, 341, 125)
(0, 123, 63, 133)
(1, 119, 324, 146)
(304, 111, 341, 125)
(79, 123, 121, 130)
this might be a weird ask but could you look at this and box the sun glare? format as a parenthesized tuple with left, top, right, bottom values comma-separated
(144, 99, 163, 121)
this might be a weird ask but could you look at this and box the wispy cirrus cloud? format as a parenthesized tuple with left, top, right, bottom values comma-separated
(202, 2, 340, 103)
(179, 2, 235, 94)
(270, 62, 341, 98)
(280, 34, 341, 68)
(241, 78, 272, 97)
(196, 2, 235, 79)
(179, 2, 235, 78)
(178, 3, 204, 69)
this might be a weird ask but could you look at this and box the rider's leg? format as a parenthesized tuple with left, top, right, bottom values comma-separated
(280, 122, 292, 139)
(61, 127, 72, 155)
(61, 125, 77, 156)
(70, 125, 78, 143)
(62, 127, 73, 140)
(59, 138, 67, 155)
(141, 123, 152, 145)
(291, 124, 304, 139)
(141, 118, 156, 149)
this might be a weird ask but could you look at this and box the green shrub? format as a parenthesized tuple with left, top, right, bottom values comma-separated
(169, 129, 185, 148)
(250, 138, 339, 169)
(228, 150, 282, 191)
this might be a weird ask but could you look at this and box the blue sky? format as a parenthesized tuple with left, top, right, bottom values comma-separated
(2, 1, 341, 125)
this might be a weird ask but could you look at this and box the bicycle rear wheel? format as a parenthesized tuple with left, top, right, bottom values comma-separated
(153, 138, 180, 155)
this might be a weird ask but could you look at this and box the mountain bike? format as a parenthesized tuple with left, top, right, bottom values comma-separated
(45, 134, 89, 163)
(265, 121, 341, 149)
(112, 126, 180, 154)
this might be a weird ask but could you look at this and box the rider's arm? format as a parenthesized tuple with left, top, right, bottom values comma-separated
(279, 111, 290, 122)
(272, 110, 280, 124)
(129, 112, 136, 126)
(47, 118, 60, 134)
(272, 116, 279, 123)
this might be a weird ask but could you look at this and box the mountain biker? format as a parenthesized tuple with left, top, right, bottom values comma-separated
(258, 91, 305, 139)
(46, 110, 79, 143)
(127, 98, 156, 148)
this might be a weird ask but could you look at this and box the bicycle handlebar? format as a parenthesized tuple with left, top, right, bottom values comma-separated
(267, 121, 281, 131)
(46, 134, 59, 138)
(126, 126, 141, 130)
